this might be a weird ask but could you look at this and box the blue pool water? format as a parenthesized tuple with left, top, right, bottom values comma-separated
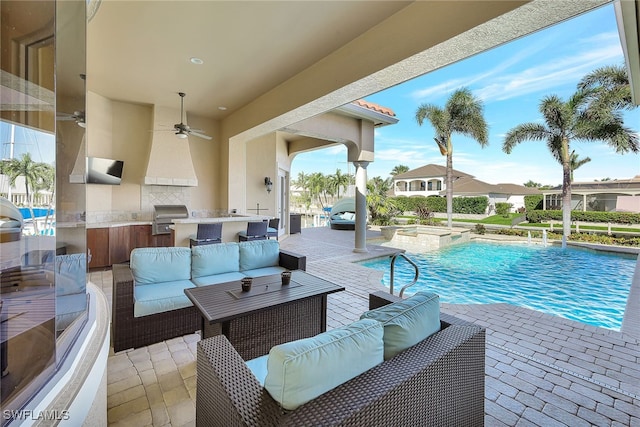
(18, 207, 54, 219)
(360, 242, 637, 330)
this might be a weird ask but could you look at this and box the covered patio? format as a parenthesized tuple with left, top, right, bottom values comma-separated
(98, 227, 640, 426)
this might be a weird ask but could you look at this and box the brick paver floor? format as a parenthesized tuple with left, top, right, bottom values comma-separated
(100, 227, 640, 426)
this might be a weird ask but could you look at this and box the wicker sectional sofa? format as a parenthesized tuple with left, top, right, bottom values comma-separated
(111, 240, 306, 352)
(196, 291, 486, 426)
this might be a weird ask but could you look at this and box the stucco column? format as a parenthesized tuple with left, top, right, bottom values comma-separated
(354, 161, 369, 253)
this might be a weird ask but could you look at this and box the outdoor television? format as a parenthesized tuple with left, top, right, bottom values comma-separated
(86, 156, 124, 185)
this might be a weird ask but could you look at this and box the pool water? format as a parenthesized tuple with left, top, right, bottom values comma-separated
(360, 242, 638, 330)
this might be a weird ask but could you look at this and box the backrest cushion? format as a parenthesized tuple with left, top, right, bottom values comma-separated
(130, 247, 191, 286)
(239, 240, 280, 271)
(191, 242, 240, 278)
(360, 291, 440, 360)
(55, 253, 87, 296)
(264, 318, 383, 411)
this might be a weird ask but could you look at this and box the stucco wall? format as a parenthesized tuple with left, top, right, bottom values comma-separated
(86, 93, 220, 218)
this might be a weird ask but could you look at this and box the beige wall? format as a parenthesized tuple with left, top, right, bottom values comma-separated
(86, 92, 220, 218)
(245, 134, 277, 216)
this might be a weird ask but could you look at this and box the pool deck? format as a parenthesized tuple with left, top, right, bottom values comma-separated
(97, 227, 640, 426)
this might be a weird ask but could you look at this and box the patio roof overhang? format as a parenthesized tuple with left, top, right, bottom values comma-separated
(615, 0, 640, 105)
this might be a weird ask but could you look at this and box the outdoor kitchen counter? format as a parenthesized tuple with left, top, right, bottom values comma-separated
(172, 214, 269, 246)
(86, 221, 152, 229)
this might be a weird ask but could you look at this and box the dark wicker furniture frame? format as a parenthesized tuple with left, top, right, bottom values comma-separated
(111, 250, 307, 353)
(185, 270, 344, 360)
(196, 291, 485, 426)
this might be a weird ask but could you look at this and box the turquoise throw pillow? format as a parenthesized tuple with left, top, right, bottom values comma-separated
(264, 319, 383, 410)
(239, 240, 280, 271)
(191, 242, 240, 277)
(130, 247, 191, 286)
(360, 291, 440, 360)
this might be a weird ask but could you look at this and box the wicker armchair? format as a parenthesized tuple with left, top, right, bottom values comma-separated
(196, 292, 485, 426)
(111, 263, 200, 352)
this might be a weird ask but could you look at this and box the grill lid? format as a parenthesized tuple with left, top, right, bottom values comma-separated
(153, 205, 189, 220)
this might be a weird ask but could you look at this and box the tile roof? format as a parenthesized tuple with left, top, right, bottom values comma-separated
(393, 164, 473, 180)
(352, 99, 396, 117)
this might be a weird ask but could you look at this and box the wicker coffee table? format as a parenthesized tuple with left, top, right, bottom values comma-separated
(184, 270, 344, 360)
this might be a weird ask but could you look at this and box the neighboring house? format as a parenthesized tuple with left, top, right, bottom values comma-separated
(392, 164, 540, 213)
(541, 176, 640, 213)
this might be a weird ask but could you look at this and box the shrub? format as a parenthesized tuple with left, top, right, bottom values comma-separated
(524, 195, 543, 212)
(474, 224, 486, 235)
(526, 210, 640, 224)
(452, 196, 488, 214)
(495, 202, 512, 217)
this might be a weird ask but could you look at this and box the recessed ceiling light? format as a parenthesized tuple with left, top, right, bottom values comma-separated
(218, 106, 227, 111)
(190, 57, 204, 65)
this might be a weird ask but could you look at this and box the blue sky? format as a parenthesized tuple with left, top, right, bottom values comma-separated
(291, 4, 640, 187)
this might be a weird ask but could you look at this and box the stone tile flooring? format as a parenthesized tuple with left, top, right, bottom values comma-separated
(96, 227, 640, 426)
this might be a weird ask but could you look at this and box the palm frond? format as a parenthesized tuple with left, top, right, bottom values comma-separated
(502, 123, 548, 154)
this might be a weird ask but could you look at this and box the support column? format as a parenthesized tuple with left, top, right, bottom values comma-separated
(354, 161, 369, 253)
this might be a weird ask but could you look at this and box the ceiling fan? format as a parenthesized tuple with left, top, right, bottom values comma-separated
(56, 110, 86, 128)
(169, 92, 212, 140)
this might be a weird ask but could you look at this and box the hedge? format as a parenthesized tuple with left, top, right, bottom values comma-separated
(526, 209, 640, 224)
(524, 194, 543, 212)
(392, 196, 487, 214)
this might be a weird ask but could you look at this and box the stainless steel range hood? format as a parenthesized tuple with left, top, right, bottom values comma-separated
(144, 105, 198, 186)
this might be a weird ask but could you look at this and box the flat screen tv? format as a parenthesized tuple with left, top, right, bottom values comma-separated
(86, 156, 124, 185)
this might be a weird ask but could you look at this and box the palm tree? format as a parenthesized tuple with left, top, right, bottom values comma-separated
(390, 165, 409, 176)
(569, 151, 591, 181)
(329, 169, 351, 199)
(578, 64, 634, 111)
(503, 91, 638, 244)
(366, 176, 398, 225)
(0, 153, 55, 235)
(415, 87, 488, 227)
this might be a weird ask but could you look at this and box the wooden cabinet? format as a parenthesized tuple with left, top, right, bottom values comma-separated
(109, 226, 131, 265)
(152, 233, 173, 247)
(87, 228, 110, 269)
(87, 224, 173, 269)
(131, 225, 152, 248)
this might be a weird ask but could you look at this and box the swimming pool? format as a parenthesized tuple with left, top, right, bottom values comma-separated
(360, 242, 638, 330)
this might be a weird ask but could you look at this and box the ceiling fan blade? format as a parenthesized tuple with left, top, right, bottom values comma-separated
(189, 131, 213, 140)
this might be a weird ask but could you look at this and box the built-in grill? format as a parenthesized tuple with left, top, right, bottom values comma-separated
(152, 205, 189, 235)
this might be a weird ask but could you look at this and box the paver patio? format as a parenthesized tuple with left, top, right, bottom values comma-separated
(96, 227, 640, 426)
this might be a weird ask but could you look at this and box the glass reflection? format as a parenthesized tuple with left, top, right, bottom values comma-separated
(0, 0, 87, 421)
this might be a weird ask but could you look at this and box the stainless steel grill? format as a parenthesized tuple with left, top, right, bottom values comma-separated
(152, 205, 189, 235)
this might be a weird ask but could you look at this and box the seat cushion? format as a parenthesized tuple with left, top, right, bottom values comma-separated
(191, 242, 240, 278)
(264, 318, 384, 411)
(131, 247, 191, 286)
(54, 253, 87, 296)
(245, 354, 269, 385)
(133, 279, 195, 317)
(191, 271, 246, 287)
(360, 291, 440, 360)
(239, 240, 280, 271)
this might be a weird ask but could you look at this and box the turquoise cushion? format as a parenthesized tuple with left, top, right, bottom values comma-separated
(360, 291, 440, 360)
(191, 242, 240, 278)
(133, 279, 195, 317)
(264, 319, 383, 410)
(245, 355, 269, 385)
(131, 247, 191, 286)
(239, 240, 280, 271)
(191, 271, 246, 287)
(55, 253, 87, 296)
(242, 266, 286, 278)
